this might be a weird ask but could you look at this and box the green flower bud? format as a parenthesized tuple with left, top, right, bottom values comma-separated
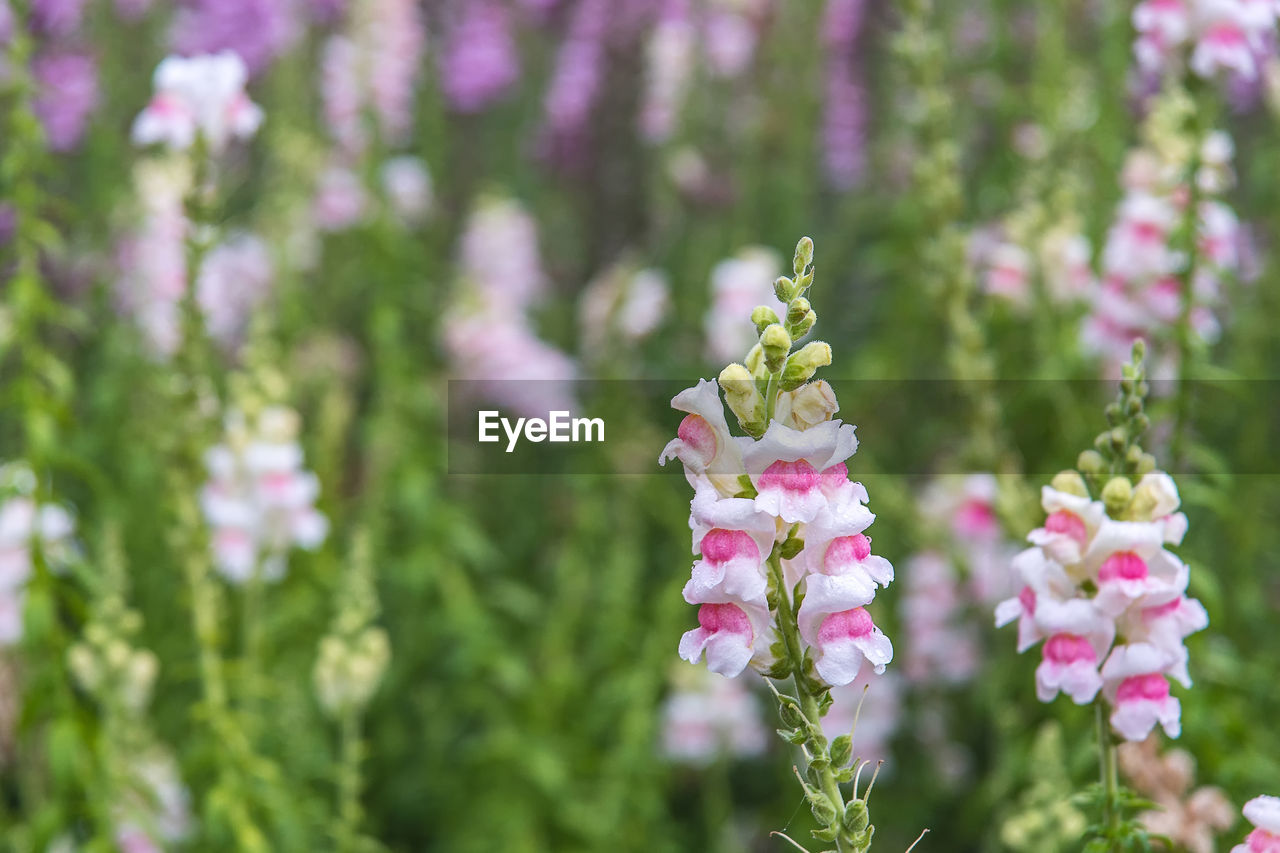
(807, 792, 837, 826)
(718, 363, 767, 435)
(843, 800, 870, 833)
(751, 305, 781, 335)
(787, 297, 812, 326)
(789, 309, 817, 339)
(793, 236, 814, 276)
(830, 734, 852, 768)
(1050, 470, 1088, 497)
(773, 276, 796, 304)
(745, 343, 766, 377)
(761, 324, 792, 373)
(1077, 450, 1106, 475)
(1101, 477, 1132, 515)
(780, 341, 832, 389)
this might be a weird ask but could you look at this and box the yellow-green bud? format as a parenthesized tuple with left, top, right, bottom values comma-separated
(744, 343, 766, 377)
(751, 305, 780, 335)
(760, 324, 792, 373)
(1050, 470, 1088, 497)
(773, 276, 796, 304)
(1077, 449, 1106, 475)
(718, 363, 766, 435)
(1101, 477, 1133, 515)
(787, 297, 812, 326)
(789, 309, 817, 339)
(779, 341, 831, 389)
(793, 236, 814, 276)
(775, 380, 839, 428)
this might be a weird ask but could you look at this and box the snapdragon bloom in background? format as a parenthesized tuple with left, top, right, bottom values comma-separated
(439, 0, 520, 113)
(200, 406, 329, 585)
(443, 196, 577, 419)
(820, 669, 901, 771)
(32, 49, 99, 152)
(660, 667, 768, 765)
(170, 0, 299, 77)
(320, 0, 425, 156)
(578, 262, 670, 359)
(0, 465, 76, 647)
(996, 470, 1206, 741)
(131, 52, 263, 152)
(704, 247, 784, 364)
(821, 0, 869, 190)
(1232, 796, 1280, 853)
(1082, 128, 1243, 378)
(1132, 0, 1280, 97)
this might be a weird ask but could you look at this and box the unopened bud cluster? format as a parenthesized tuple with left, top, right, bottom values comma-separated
(313, 535, 390, 718)
(68, 596, 159, 715)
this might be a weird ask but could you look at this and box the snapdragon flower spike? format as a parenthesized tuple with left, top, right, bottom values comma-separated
(1232, 796, 1280, 853)
(131, 52, 263, 152)
(996, 462, 1207, 740)
(200, 406, 328, 584)
(667, 236, 894, 700)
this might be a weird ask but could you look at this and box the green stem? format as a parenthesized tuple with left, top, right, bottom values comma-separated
(767, 551, 848, 846)
(336, 709, 363, 852)
(1095, 700, 1119, 849)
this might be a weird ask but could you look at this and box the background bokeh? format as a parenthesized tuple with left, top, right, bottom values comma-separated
(2, 0, 1280, 851)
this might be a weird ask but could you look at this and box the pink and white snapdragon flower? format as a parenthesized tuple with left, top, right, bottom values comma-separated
(660, 667, 768, 764)
(664, 339, 894, 685)
(1132, 0, 1280, 88)
(704, 247, 785, 364)
(1083, 128, 1244, 378)
(0, 468, 76, 646)
(444, 195, 577, 419)
(131, 52, 263, 152)
(996, 469, 1206, 741)
(200, 406, 328, 585)
(1232, 796, 1280, 853)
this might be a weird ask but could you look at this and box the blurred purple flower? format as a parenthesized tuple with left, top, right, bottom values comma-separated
(0, 1, 14, 45)
(32, 49, 99, 152)
(439, 0, 520, 113)
(113, 0, 155, 22)
(821, 0, 868, 191)
(304, 0, 346, 24)
(171, 0, 299, 76)
(539, 0, 609, 163)
(30, 0, 88, 39)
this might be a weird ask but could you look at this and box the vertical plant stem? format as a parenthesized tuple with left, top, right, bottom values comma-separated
(766, 551, 847, 844)
(337, 708, 363, 853)
(1095, 699, 1119, 848)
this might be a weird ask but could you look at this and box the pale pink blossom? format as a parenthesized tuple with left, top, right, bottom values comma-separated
(704, 247, 784, 363)
(679, 600, 774, 678)
(799, 605, 893, 686)
(660, 668, 768, 764)
(131, 52, 262, 152)
(201, 407, 328, 584)
(821, 669, 901, 769)
(1232, 796, 1280, 853)
(1103, 643, 1183, 740)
